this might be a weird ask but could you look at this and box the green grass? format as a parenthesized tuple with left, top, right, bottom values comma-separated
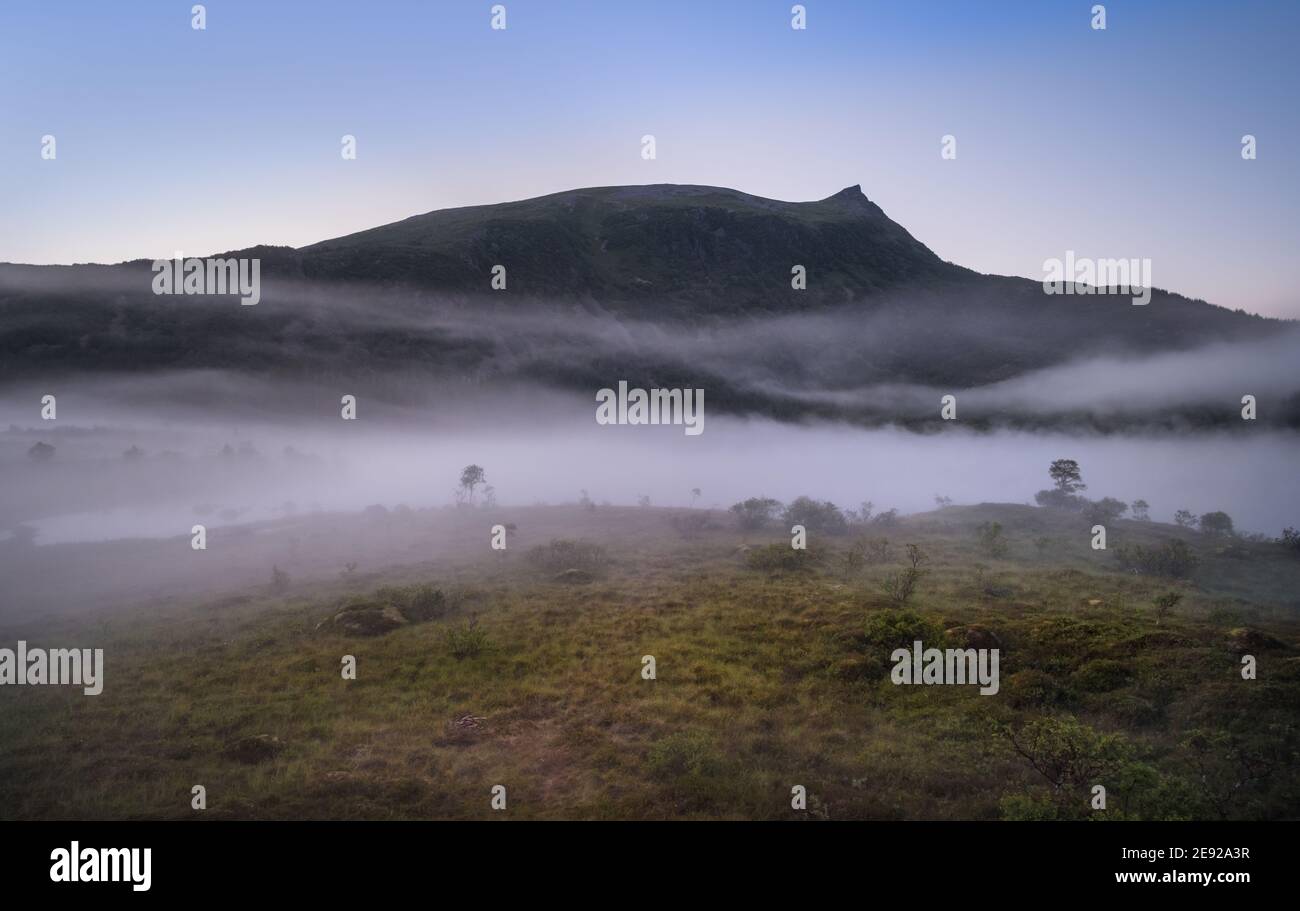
(1, 502, 1297, 820)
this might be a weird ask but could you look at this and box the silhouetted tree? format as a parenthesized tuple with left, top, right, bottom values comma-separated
(459, 464, 486, 503)
(1199, 511, 1234, 537)
(1049, 459, 1086, 494)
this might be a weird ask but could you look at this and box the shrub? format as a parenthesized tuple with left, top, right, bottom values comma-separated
(1085, 497, 1128, 525)
(864, 537, 891, 563)
(783, 496, 848, 535)
(882, 568, 923, 606)
(647, 732, 723, 780)
(870, 508, 900, 528)
(744, 543, 821, 574)
(446, 619, 489, 659)
(840, 538, 868, 576)
(1114, 539, 1197, 578)
(527, 538, 608, 574)
(729, 497, 781, 531)
(975, 521, 1009, 558)
(394, 584, 448, 622)
(27, 441, 55, 462)
(1034, 488, 1085, 511)
(1000, 715, 1133, 794)
(881, 544, 928, 606)
(862, 608, 944, 655)
(1199, 511, 1235, 537)
(1280, 527, 1300, 556)
(1070, 659, 1131, 693)
(1005, 669, 1068, 708)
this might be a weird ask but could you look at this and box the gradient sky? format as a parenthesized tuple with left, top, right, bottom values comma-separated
(2, 0, 1297, 317)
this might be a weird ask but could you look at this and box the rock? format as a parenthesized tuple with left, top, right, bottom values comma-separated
(328, 602, 408, 636)
(553, 568, 595, 584)
(945, 625, 1003, 650)
(223, 735, 284, 764)
(1226, 628, 1287, 652)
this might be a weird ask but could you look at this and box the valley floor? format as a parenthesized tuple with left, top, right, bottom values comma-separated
(1, 503, 1297, 820)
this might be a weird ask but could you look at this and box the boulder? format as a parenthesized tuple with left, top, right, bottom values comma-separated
(945, 625, 1003, 650)
(328, 602, 408, 636)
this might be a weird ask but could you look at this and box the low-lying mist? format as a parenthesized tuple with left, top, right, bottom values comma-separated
(2, 373, 1296, 545)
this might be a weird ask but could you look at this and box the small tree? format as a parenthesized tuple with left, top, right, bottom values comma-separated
(883, 544, 928, 606)
(1130, 499, 1150, 521)
(27, 441, 55, 462)
(690, 488, 701, 507)
(271, 565, 290, 593)
(1000, 716, 1132, 799)
(459, 465, 486, 504)
(1281, 527, 1300, 556)
(882, 567, 922, 606)
(1174, 509, 1198, 529)
(1049, 459, 1086, 495)
(840, 538, 868, 577)
(1152, 591, 1183, 625)
(1199, 511, 1234, 537)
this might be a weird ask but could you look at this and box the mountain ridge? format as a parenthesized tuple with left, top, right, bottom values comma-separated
(0, 183, 1291, 429)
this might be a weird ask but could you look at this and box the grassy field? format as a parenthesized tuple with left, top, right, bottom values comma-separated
(1, 502, 1297, 820)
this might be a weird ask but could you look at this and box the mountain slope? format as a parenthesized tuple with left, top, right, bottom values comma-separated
(0, 184, 1290, 427)
(286, 183, 966, 314)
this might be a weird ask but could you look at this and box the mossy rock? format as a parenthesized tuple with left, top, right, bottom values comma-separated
(325, 601, 408, 636)
(944, 624, 1003, 650)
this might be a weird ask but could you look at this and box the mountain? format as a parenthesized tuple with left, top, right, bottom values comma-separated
(0, 184, 1291, 428)
(287, 184, 966, 313)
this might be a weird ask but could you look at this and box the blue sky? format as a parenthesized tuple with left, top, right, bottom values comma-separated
(2, 0, 1297, 316)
